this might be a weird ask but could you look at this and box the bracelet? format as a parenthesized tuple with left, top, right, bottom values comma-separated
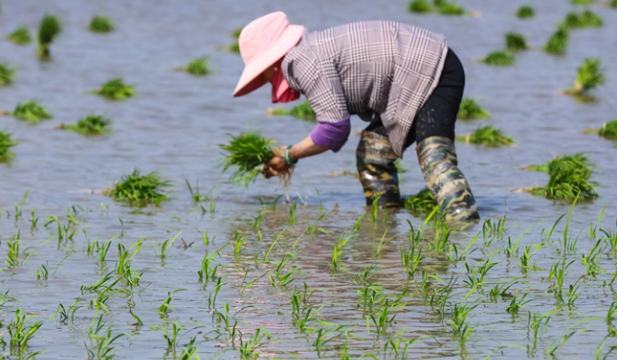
(285, 145, 298, 166)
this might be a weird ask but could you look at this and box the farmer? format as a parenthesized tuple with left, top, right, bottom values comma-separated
(232, 11, 479, 222)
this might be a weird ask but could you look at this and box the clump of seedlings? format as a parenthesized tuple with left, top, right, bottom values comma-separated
(37, 14, 62, 59)
(268, 100, 316, 121)
(516, 5, 535, 19)
(525, 153, 598, 201)
(612, 0, 617, 8)
(543, 26, 569, 54)
(219, 131, 285, 188)
(408, 0, 432, 13)
(505, 32, 528, 51)
(12, 100, 53, 123)
(481, 50, 515, 66)
(457, 126, 515, 147)
(105, 169, 172, 206)
(598, 119, 617, 140)
(403, 188, 438, 215)
(434, 0, 466, 15)
(457, 98, 490, 120)
(177, 57, 211, 76)
(564, 58, 605, 100)
(7, 26, 32, 45)
(93, 77, 135, 100)
(89, 15, 115, 33)
(58, 115, 111, 135)
(0, 129, 18, 162)
(228, 27, 241, 53)
(563, 10, 603, 29)
(0, 63, 15, 86)
(571, 0, 595, 4)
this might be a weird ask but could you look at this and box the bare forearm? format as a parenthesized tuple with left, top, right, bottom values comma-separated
(289, 134, 329, 161)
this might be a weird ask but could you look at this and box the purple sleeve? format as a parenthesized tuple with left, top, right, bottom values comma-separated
(309, 115, 351, 153)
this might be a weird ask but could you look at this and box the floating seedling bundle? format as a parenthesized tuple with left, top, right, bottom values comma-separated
(543, 26, 569, 55)
(403, 188, 439, 215)
(457, 98, 490, 120)
(516, 5, 535, 19)
(177, 57, 211, 76)
(89, 16, 115, 33)
(11, 100, 52, 123)
(7, 26, 32, 45)
(105, 169, 172, 206)
(0, 63, 15, 86)
(505, 32, 528, 51)
(408, 0, 432, 13)
(407, 0, 466, 15)
(93, 77, 135, 100)
(524, 153, 598, 202)
(457, 126, 515, 147)
(0, 129, 18, 162)
(268, 100, 316, 121)
(563, 10, 603, 29)
(37, 14, 62, 59)
(58, 115, 111, 135)
(564, 58, 605, 100)
(481, 50, 515, 66)
(598, 119, 617, 140)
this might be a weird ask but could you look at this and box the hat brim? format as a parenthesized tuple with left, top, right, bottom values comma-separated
(233, 24, 305, 97)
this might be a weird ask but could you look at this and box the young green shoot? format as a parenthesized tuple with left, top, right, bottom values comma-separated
(268, 99, 316, 121)
(59, 115, 111, 135)
(457, 98, 490, 120)
(598, 119, 617, 140)
(0, 63, 15, 86)
(458, 125, 515, 147)
(516, 5, 535, 19)
(219, 131, 277, 188)
(481, 50, 515, 66)
(403, 188, 438, 215)
(178, 57, 212, 76)
(7, 308, 44, 355)
(12, 100, 53, 123)
(563, 10, 603, 29)
(0, 129, 18, 162)
(7, 26, 32, 45)
(93, 77, 135, 100)
(106, 169, 172, 206)
(37, 14, 62, 59)
(564, 58, 605, 100)
(543, 26, 569, 55)
(408, 0, 433, 13)
(435, 0, 466, 15)
(505, 32, 528, 51)
(89, 15, 115, 33)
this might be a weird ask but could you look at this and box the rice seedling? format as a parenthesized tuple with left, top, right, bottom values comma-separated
(505, 32, 528, 51)
(481, 50, 515, 66)
(526, 153, 598, 201)
(0, 63, 15, 86)
(268, 99, 316, 121)
(7, 26, 32, 45)
(5, 232, 20, 268)
(403, 188, 438, 215)
(58, 114, 111, 135)
(612, 0, 617, 8)
(571, 0, 595, 4)
(543, 25, 569, 54)
(408, 0, 433, 13)
(0, 129, 18, 162)
(516, 5, 535, 19)
(105, 169, 172, 206)
(435, 0, 466, 15)
(238, 328, 270, 359)
(37, 14, 62, 59)
(598, 119, 617, 139)
(12, 100, 52, 123)
(581, 239, 602, 277)
(55, 299, 82, 325)
(89, 15, 115, 33)
(564, 58, 605, 99)
(8, 308, 44, 356)
(400, 245, 423, 278)
(331, 233, 352, 272)
(36, 264, 48, 281)
(177, 57, 211, 76)
(463, 259, 497, 289)
(563, 10, 603, 29)
(458, 126, 515, 147)
(93, 77, 135, 100)
(86, 317, 124, 360)
(369, 298, 399, 335)
(450, 302, 476, 343)
(219, 131, 279, 188)
(457, 98, 490, 120)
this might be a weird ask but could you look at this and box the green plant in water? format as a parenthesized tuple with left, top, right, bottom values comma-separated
(505, 32, 528, 51)
(37, 14, 62, 59)
(543, 26, 569, 54)
(564, 58, 605, 99)
(269, 100, 316, 121)
(93, 77, 135, 100)
(571, 0, 595, 4)
(526, 153, 598, 201)
(228, 27, 241, 53)
(403, 188, 438, 215)
(408, 0, 433, 13)
(0, 63, 15, 86)
(12, 100, 53, 123)
(563, 10, 603, 29)
(458, 125, 515, 147)
(0, 129, 18, 162)
(598, 119, 617, 140)
(481, 50, 515, 66)
(7, 26, 32, 45)
(435, 0, 466, 15)
(457, 98, 490, 120)
(60, 115, 111, 135)
(612, 0, 617, 8)
(181, 57, 211, 76)
(219, 131, 276, 187)
(516, 5, 535, 19)
(89, 15, 115, 33)
(106, 169, 172, 206)
(8, 308, 44, 356)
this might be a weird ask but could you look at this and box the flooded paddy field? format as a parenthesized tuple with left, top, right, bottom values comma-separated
(1, 0, 617, 358)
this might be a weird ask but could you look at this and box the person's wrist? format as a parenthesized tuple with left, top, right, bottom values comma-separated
(285, 145, 298, 166)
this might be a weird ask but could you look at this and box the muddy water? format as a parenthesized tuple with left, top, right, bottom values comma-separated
(1, 0, 617, 358)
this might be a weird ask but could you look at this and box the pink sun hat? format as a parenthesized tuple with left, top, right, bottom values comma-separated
(232, 11, 305, 97)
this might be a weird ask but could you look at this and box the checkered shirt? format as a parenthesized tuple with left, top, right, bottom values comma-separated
(282, 20, 448, 157)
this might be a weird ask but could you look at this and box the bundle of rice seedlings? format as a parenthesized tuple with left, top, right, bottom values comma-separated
(228, 28, 241, 54)
(564, 58, 605, 98)
(37, 14, 62, 59)
(12, 100, 52, 123)
(563, 10, 603, 28)
(457, 98, 490, 120)
(58, 115, 111, 135)
(611, 0, 617, 8)
(268, 100, 316, 121)
(526, 154, 598, 201)
(106, 169, 172, 206)
(219, 131, 286, 188)
(571, 0, 595, 4)
(0, 63, 15, 86)
(481, 50, 515, 66)
(543, 26, 569, 54)
(93, 77, 135, 100)
(408, 0, 433, 13)
(0, 129, 18, 162)
(598, 119, 617, 140)
(505, 32, 528, 51)
(457, 126, 515, 147)
(435, 0, 466, 15)
(180, 57, 211, 76)
(403, 188, 439, 215)
(516, 5, 535, 19)
(89, 15, 115, 33)
(7, 26, 32, 45)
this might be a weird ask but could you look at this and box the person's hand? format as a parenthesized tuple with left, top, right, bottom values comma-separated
(262, 146, 292, 179)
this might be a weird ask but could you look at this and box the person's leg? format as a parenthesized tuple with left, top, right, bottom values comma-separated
(405, 48, 479, 222)
(356, 118, 401, 207)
